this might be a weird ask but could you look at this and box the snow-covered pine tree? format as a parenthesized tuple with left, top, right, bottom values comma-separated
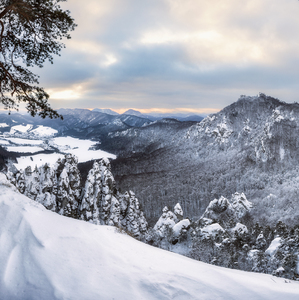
(35, 163, 57, 211)
(97, 158, 120, 226)
(80, 160, 104, 224)
(7, 155, 149, 238)
(79, 158, 148, 238)
(174, 203, 183, 220)
(119, 190, 148, 239)
(255, 232, 267, 251)
(55, 154, 81, 218)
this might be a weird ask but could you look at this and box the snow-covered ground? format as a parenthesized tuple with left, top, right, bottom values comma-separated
(5, 146, 45, 153)
(12, 137, 116, 170)
(30, 125, 58, 137)
(8, 124, 57, 137)
(48, 136, 116, 163)
(0, 135, 116, 170)
(0, 139, 9, 145)
(9, 124, 33, 134)
(0, 173, 298, 300)
(5, 138, 43, 145)
(14, 153, 65, 170)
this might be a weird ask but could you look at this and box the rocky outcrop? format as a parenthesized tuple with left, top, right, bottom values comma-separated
(201, 193, 252, 228)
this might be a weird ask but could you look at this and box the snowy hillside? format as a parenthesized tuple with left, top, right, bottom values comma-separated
(0, 173, 299, 300)
(0, 135, 116, 170)
(109, 94, 299, 225)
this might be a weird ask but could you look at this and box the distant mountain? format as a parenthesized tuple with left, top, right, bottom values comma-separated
(123, 109, 204, 122)
(92, 108, 119, 115)
(0, 108, 154, 139)
(123, 109, 144, 117)
(0, 107, 203, 144)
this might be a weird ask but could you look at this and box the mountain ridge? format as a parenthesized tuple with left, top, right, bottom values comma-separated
(109, 94, 299, 226)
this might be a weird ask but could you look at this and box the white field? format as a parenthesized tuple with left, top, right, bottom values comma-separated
(11, 136, 116, 170)
(0, 173, 299, 300)
(0, 139, 9, 145)
(15, 153, 65, 170)
(6, 146, 44, 154)
(30, 125, 58, 137)
(49, 136, 116, 163)
(6, 125, 57, 138)
(6, 138, 43, 145)
(10, 124, 33, 134)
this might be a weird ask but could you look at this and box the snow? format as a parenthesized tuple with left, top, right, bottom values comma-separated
(30, 125, 57, 137)
(5, 146, 44, 153)
(1, 175, 299, 299)
(172, 219, 190, 237)
(112, 118, 123, 126)
(153, 206, 177, 237)
(0, 139, 9, 145)
(248, 249, 260, 258)
(15, 153, 65, 169)
(49, 137, 116, 163)
(231, 192, 253, 219)
(6, 138, 43, 145)
(201, 223, 225, 238)
(10, 124, 32, 134)
(50, 136, 93, 149)
(231, 223, 248, 235)
(265, 237, 282, 257)
(0, 123, 9, 128)
(8, 125, 57, 138)
(174, 203, 183, 218)
(0, 174, 299, 299)
(8, 136, 116, 170)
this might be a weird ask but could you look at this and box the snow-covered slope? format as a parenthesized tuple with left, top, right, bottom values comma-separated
(9, 124, 57, 137)
(0, 173, 299, 300)
(7, 136, 116, 170)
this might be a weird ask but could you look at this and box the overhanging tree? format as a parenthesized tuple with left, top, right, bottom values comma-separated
(0, 0, 76, 119)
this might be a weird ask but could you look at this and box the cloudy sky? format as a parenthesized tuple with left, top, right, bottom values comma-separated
(36, 0, 299, 114)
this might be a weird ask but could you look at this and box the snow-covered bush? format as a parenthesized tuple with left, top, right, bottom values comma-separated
(152, 203, 190, 249)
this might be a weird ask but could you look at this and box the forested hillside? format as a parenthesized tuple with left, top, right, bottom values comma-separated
(108, 95, 299, 227)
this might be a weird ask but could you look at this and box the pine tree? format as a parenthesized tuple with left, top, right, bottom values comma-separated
(56, 154, 81, 218)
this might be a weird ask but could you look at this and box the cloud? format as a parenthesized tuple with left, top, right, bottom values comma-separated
(33, 0, 299, 111)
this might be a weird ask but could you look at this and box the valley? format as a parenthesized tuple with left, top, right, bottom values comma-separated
(2, 95, 299, 292)
(3, 94, 299, 227)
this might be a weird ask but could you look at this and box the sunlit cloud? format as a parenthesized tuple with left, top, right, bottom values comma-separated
(50, 90, 80, 100)
(140, 28, 268, 66)
(48, 86, 83, 100)
(102, 54, 118, 67)
(32, 0, 299, 112)
(67, 40, 104, 56)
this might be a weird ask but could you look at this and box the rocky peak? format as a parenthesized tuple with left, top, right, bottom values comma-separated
(201, 193, 252, 228)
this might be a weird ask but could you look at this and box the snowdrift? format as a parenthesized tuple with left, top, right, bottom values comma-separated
(0, 173, 298, 300)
